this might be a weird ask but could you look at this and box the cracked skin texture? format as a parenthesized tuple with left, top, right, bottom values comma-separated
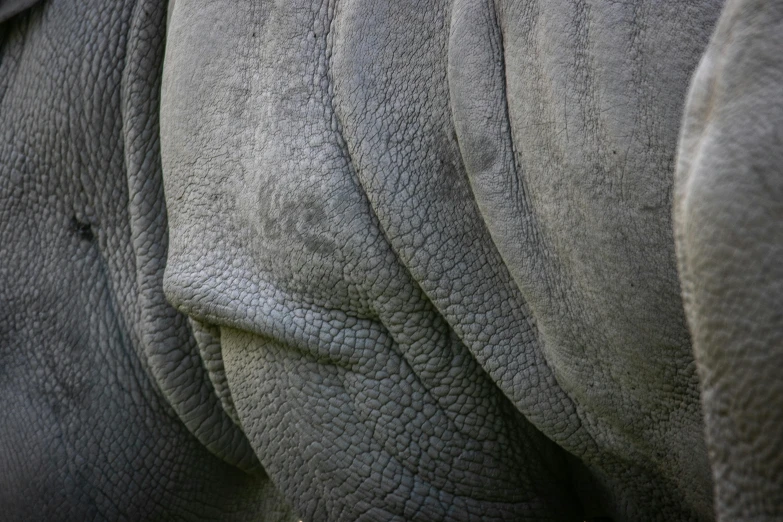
(161, 0, 726, 521)
(675, 0, 783, 520)
(0, 0, 293, 520)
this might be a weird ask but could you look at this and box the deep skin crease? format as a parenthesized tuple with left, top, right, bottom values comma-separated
(675, 0, 783, 519)
(4, 0, 781, 521)
(161, 0, 725, 521)
(0, 0, 293, 520)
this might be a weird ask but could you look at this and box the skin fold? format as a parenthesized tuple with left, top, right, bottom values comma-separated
(675, 0, 783, 519)
(161, 0, 724, 520)
(0, 0, 293, 520)
(2, 0, 780, 520)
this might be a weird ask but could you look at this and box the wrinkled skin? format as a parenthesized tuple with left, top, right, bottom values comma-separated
(675, 0, 783, 520)
(0, 0, 293, 520)
(160, 0, 724, 520)
(4, 0, 781, 520)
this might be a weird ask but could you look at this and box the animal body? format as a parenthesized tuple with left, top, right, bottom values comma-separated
(1, 0, 780, 520)
(0, 0, 292, 519)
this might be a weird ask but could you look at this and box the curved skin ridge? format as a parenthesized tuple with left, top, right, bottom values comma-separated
(0, 0, 41, 23)
(160, 0, 731, 521)
(675, 0, 783, 519)
(121, 0, 260, 473)
(0, 0, 293, 519)
(163, 0, 579, 520)
(447, 0, 725, 519)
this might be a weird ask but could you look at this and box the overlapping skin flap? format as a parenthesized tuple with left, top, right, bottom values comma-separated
(162, 0, 726, 520)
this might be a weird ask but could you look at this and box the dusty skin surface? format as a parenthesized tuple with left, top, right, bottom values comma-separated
(4, 0, 781, 520)
(161, 0, 723, 520)
(675, 0, 783, 519)
(0, 0, 293, 520)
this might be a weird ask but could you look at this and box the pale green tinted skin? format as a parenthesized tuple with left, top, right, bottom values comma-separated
(675, 0, 783, 520)
(160, 1, 724, 521)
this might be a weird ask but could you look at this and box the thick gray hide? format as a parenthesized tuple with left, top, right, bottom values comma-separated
(675, 0, 783, 520)
(161, 1, 725, 521)
(0, 0, 293, 519)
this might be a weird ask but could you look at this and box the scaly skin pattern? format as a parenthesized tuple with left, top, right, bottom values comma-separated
(0, 0, 293, 520)
(161, 1, 725, 520)
(675, 0, 783, 520)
